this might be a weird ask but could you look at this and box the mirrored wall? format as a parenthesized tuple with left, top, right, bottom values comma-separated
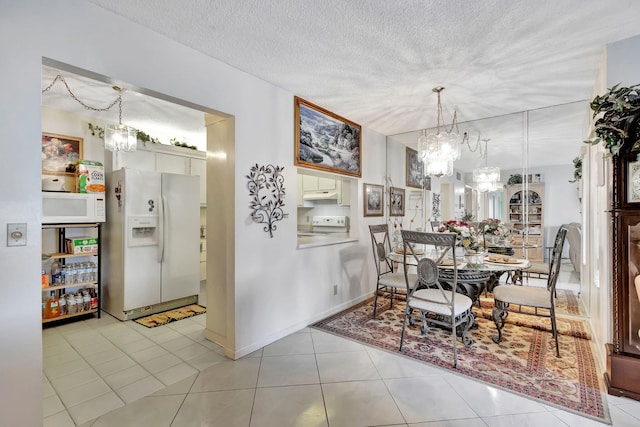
(385, 101, 587, 309)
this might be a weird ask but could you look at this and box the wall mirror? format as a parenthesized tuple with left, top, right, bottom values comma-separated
(385, 101, 587, 312)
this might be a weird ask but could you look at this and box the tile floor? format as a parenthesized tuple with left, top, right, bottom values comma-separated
(42, 266, 640, 426)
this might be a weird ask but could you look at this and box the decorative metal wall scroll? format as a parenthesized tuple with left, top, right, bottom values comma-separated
(247, 164, 286, 238)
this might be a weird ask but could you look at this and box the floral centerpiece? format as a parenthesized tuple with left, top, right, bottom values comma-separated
(483, 218, 509, 237)
(438, 220, 480, 251)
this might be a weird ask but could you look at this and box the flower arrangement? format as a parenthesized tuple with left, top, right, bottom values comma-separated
(438, 220, 479, 251)
(483, 218, 509, 237)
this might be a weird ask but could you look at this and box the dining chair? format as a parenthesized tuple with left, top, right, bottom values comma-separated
(399, 230, 475, 368)
(491, 226, 567, 357)
(429, 221, 441, 231)
(368, 224, 414, 318)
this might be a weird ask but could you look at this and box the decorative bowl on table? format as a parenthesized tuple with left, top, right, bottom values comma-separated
(464, 250, 485, 267)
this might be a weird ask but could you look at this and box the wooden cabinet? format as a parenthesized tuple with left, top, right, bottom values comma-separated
(606, 140, 640, 400)
(506, 183, 544, 262)
(41, 223, 101, 324)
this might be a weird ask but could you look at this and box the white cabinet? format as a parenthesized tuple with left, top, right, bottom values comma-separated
(156, 152, 188, 175)
(337, 179, 351, 206)
(113, 149, 155, 171)
(297, 174, 304, 206)
(302, 175, 336, 192)
(189, 158, 207, 206)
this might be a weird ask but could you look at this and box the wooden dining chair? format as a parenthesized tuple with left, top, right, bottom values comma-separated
(368, 224, 415, 318)
(492, 226, 567, 357)
(399, 230, 475, 368)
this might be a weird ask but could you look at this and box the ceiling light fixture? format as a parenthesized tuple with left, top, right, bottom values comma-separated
(42, 74, 137, 152)
(104, 86, 137, 152)
(473, 139, 501, 192)
(417, 86, 461, 177)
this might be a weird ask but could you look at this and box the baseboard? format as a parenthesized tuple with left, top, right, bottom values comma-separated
(217, 293, 373, 360)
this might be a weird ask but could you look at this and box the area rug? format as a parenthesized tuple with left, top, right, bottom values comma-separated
(312, 297, 610, 424)
(134, 304, 206, 328)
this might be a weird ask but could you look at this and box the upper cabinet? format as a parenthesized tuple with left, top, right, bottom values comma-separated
(105, 143, 206, 205)
(189, 157, 207, 206)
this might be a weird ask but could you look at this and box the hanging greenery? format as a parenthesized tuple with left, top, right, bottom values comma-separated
(585, 83, 640, 156)
(569, 156, 582, 183)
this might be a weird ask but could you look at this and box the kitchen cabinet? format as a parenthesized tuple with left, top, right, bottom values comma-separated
(297, 174, 304, 207)
(190, 157, 207, 205)
(41, 223, 101, 324)
(336, 179, 351, 206)
(302, 175, 336, 192)
(156, 152, 188, 175)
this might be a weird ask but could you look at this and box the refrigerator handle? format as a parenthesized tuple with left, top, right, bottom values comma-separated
(158, 195, 167, 263)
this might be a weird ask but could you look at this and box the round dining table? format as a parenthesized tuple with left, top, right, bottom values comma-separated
(387, 251, 530, 304)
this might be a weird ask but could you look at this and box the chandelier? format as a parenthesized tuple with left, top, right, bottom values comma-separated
(42, 74, 137, 152)
(104, 86, 137, 152)
(417, 86, 461, 177)
(473, 139, 501, 192)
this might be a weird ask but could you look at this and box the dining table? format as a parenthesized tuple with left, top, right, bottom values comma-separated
(387, 250, 531, 305)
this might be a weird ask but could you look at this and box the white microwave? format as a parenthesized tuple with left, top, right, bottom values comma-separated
(42, 192, 106, 224)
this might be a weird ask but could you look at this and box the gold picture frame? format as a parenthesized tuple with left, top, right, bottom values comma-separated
(294, 96, 362, 178)
(42, 132, 83, 174)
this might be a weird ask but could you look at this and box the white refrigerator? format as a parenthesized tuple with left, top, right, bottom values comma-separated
(103, 168, 200, 320)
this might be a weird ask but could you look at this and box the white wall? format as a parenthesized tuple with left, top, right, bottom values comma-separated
(0, 1, 387, 423)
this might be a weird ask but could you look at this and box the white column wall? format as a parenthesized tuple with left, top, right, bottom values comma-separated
(0, 1, 387, 421)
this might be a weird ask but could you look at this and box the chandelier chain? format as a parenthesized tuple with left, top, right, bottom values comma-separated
(42, 74, 122, 115)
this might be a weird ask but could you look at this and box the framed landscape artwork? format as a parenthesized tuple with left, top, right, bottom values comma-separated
(406, 146, 431, 190)
(294, 96, 362, 178)
(363, 183, 384, 217)
(389, 187, 405, 216)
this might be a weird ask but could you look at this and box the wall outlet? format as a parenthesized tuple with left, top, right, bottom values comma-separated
(333, 284, 338, 295)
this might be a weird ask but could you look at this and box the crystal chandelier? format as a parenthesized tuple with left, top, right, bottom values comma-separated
(104, 87, 137, 152)
(473, 139, 501, 192)
(417, 87, 461, 177)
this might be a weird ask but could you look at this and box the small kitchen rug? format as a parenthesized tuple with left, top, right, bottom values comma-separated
(134, 304, 206, 328)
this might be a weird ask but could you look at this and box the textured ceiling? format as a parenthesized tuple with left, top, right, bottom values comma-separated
(43, 1, 640, 168)
(88, 0, 640, 136)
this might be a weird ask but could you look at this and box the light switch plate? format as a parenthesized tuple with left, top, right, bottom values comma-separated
(7, 223, 27, 247)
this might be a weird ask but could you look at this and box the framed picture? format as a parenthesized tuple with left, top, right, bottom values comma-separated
(406, 147, 430, 190)
(294, 96, 362, 178)
(42, 133, 83, 173)
(363, 183, 384, 217)
(389, 187, 405, 216)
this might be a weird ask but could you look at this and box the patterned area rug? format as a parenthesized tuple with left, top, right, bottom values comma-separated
(313, 297, 610, 423)
(134, 304, 206, 328)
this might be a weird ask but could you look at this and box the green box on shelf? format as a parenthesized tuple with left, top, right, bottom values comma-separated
(65, 236, 99, 254)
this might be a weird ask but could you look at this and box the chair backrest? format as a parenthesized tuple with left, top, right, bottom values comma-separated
(547, 226, 568, 293)
(369, 224, 394, 276)
(430, 221, 441, 231)
(401, 230, 457, 298)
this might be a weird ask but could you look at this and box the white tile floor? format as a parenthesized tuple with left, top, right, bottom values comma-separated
(42, 266, 640, 426)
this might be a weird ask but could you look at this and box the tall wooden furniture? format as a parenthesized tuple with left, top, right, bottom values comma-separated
(506, 183, 544, 263)
(606, 131, 640, 401)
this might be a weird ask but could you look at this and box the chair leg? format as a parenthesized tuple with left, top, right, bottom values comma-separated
(550, 305, 560, 358)
(460, 314, 474, 348)
(452, 320, 458, 368)
(492, 301, 508, 344)
(390, 287, 394, 309)
(399, 305, 410, 351)
(373, 286, 380, 319)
